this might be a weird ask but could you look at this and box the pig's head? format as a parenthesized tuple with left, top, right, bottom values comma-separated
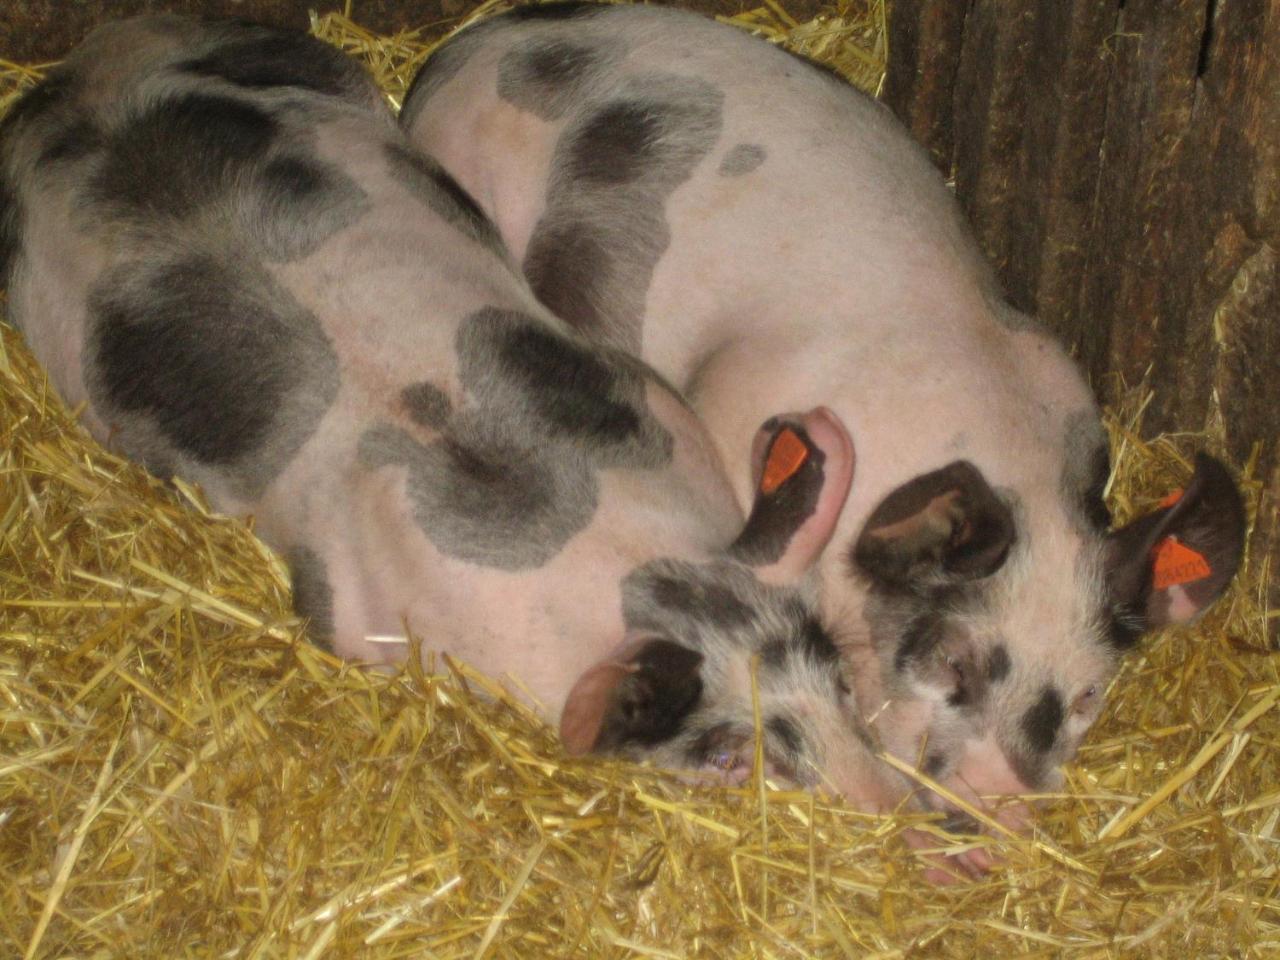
(849, 444, 1246, 823)
(560, 408, 909, 810)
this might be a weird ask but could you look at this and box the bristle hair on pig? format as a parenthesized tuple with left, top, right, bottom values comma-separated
(400, 1, 1247, 824)
(0, 14, 917, 808)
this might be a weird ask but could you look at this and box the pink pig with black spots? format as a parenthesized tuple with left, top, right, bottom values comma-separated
(401, 2, 1247, 831)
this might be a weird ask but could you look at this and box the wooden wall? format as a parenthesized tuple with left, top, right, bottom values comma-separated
(885, 0, 1278, 642)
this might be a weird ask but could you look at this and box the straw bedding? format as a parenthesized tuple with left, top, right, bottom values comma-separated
(1, 3, 1277, 957)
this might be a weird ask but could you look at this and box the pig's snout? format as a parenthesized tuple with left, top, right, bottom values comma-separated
(934, 734, 1038, 834)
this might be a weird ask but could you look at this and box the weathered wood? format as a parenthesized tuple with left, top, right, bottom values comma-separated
(885, 0, 1280, 642)
(880, 0, 967, 170)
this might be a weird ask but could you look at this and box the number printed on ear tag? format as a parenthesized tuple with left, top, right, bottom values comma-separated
(1152, 536, 1212, 590)
(761, 427, 809, 495)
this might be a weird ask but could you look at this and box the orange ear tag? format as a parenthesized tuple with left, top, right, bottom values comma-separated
(1152, 536, 1212, 591)
(760, 428, 809, 494)
(1158, 489, 1185, 509)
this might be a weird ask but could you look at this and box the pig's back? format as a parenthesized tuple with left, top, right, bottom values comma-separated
(1, 16, 527, 520)
(404, 3, 1099, 534)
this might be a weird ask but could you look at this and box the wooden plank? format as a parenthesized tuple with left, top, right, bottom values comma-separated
(882, 0, 968, 170)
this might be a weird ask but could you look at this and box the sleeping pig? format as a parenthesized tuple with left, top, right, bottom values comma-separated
(399, 2, 1247, 825)
(0, 14, 911, 808)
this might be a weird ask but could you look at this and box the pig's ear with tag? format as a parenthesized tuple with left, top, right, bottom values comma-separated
(1106, 453, 1245, 637)
(853, 460, 1015, 588)
(728, 407, 855, 585)
(559, 637, 704, 756)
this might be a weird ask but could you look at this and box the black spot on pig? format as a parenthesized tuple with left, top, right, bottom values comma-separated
(892, 608, 944, 673)
(457, 307, 672, 469)
(800, 616, 840, 664)
(1061, 410, 1111, 533)
(88, 93, 277, 220)
(39, 116, 103, 166)
(498, 324, 641, 444)
(651, 576, 755, 629)
(401, 2, 613, 126)
(177, 29, 376, 102)
(621, 559, 777, 643)
(86, 254, 339, 497)
(360, 307, 671, 571)
(359, 422, 599, 571)
(1106, 607, 1144, 651)
(286, 545, 335, 649)
(767, 714, 805, 757)
(566, 102, 663, 184)
(718, 143, 765, 176)
(522, 221, 614, 336)
(923, 752, 947, 778)
(400, 381, 452, 430)
(384, 142, 503, 253)
(760, 639, 790, 670)
(621, 560, 841, 677)
(759, 616, 837, 673)
(1022, 686, 1064, 754)
(497, 39, 613, 122)
(946, 681, 972, 709)
(987, 643, 1011, 682)
(525, 74, 723, 353)
(249, 155, 370, 261)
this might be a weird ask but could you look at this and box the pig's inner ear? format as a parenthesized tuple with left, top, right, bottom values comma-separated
(853, 460, 1015, 588)
(559, 638, 704, 756)
(729, 407, 855, 584)
(1106, 452, 1246, 635)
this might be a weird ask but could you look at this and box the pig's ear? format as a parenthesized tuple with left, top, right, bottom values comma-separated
(559, 637, 704, 756)
(728, 407, 855, 585)
(1106, 453, 1246, 636)
(853, 460, 1015, 588)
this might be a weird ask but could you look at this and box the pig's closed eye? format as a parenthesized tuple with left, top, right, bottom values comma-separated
(710, 750, 743, 773)
(1071, 685, 1098, 715)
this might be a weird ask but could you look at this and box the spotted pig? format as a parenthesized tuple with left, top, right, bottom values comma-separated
(400, 2, 1247, 824)
(0, 14, 924, 807)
